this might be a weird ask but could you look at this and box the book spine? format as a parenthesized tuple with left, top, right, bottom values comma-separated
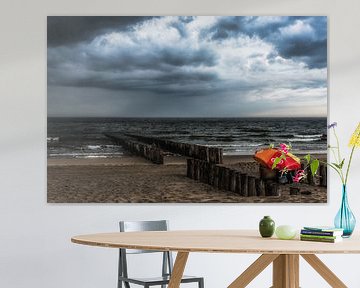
(300, 237, 336, 243)
(300, 234, 337, 240)
(301, 230, 336, 236)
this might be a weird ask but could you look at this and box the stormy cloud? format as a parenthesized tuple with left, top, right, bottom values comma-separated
(47, 16, 327, 117)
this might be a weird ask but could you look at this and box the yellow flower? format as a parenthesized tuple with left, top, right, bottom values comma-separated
(349, 122, 360, 147)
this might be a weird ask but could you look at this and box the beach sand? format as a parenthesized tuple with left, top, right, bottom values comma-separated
(47, 154, 327, 203)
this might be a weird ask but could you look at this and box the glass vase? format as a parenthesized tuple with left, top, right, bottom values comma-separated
(334, 185, 356, 237)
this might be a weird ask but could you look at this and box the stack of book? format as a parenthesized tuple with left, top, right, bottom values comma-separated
(300, 226, 344, 243)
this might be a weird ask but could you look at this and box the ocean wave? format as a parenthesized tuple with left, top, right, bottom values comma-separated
(289, 138, 322, 142)
(47, 137, 59, 142)
(49, 152, 123, 158)
(241, 128, 269, 133)
(82, 155, 108, 159)
(207, 143, 264, 148)
(87, 145, 102, 150)
(214, 136, 235, 142)
(86, 144, 120, 150)
(294, 134, 323, 138)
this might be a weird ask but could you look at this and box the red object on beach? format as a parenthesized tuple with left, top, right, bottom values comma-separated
(254, 148, 301, 171)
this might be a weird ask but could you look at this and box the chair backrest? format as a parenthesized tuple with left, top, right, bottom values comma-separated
(118, 220, 174, 283)
(119, 220, 169, 254)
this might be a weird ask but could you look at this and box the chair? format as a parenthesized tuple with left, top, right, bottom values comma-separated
(118, 220, 204, 288)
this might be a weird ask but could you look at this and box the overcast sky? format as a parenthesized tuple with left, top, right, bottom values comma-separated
(47, 16, 327, 117)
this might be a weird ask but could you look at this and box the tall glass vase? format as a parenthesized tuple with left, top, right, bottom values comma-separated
(334, 185, 356, 237)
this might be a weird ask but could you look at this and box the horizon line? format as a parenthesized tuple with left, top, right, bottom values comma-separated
(47, 116, 327, 119)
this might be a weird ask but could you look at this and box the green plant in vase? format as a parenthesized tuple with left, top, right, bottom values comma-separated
(271, 122, 360, 237)
(323, 122, 360, 237)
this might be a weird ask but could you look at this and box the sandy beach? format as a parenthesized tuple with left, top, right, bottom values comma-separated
(47, 154, 327, 203)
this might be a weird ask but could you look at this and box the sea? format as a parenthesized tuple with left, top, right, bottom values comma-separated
(47, 117, 327, 159)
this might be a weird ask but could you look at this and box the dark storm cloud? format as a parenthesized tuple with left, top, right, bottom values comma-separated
(47, 16, 153, 46)
(47, 16, 327, 117)
(207, 16, 327, 68)
(48, 65, 220, 97)
(85, 46, 218, 72)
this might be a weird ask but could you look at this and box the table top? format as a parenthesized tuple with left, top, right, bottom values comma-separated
(71, 230, 360, 254)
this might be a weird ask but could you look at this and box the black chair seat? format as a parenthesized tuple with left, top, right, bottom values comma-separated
(119, 275, 203, 286)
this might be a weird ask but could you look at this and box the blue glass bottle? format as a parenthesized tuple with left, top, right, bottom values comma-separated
(334, 185, 356, 237)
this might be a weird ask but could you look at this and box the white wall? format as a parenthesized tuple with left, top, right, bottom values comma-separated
(1, 0, 360, 287)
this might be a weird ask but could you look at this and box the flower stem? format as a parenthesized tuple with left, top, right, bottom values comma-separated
(333, 127, 342, 163)
(345, 145, 356, 185)
(332, 127, 345, 183)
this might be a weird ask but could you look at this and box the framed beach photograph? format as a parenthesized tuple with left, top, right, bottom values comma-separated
(47, 16, 328, 203)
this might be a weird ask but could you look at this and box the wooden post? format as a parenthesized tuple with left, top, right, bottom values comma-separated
(187, 159, 194, 179)
(189, 144, 195, 158)
(224, 168, 231, 191)
(201, 161, 209, 183)
(240, 174, 248, 197)
(235, 172, 242, 195)
(194, 145, 199, 159)
(193, 160, 200, 180)
(205, 147, 210, 162)
(229, 170, 237, 192)
(306, 166, 315, 185)
(218, 148, 223, 164)
(214, 166, 220, 188)
(209, 149, 215, 164)
(255, 179, 265, 197)
(199, 160, 204, 182)
(290, 185, 300, 195)
(219, 167, 226, 190)
(208, 164, 215, 186)
(320, 164, 327, 187)
(248, 176, 256, 196)
(266, 182, 280, 196)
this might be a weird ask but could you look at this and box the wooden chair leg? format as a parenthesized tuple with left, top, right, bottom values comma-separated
(301, 254, 347, 288)
(228, 254, 279, 288)
(168, 252, 189, 288)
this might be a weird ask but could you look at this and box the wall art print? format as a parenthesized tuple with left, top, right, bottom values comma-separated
(47, 16, 328, 203)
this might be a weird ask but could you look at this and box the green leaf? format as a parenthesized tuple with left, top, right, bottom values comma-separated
(332, 161, 345, 169)
(310, 159, 320, 176)
(332, 162, 340, 169)
(272, 157, 281, 169)
(269, 143, 274, 149)
(304, 154, 311, 164)
(339, 158, 345, 169)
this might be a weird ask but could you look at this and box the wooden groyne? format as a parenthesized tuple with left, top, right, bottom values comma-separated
(186, 159, 327, 197)
(105, 133, 164, 164)
(303, 163, 327, 187)
(125, 134, 223, 164)
(186, 159, 280, 197)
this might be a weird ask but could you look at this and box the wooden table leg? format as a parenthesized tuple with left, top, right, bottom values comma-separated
(228, 254, 279, 288)
(301, 254, 347, 288)
(168, 252, 189, 288)
(272, 254, 299, 288)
